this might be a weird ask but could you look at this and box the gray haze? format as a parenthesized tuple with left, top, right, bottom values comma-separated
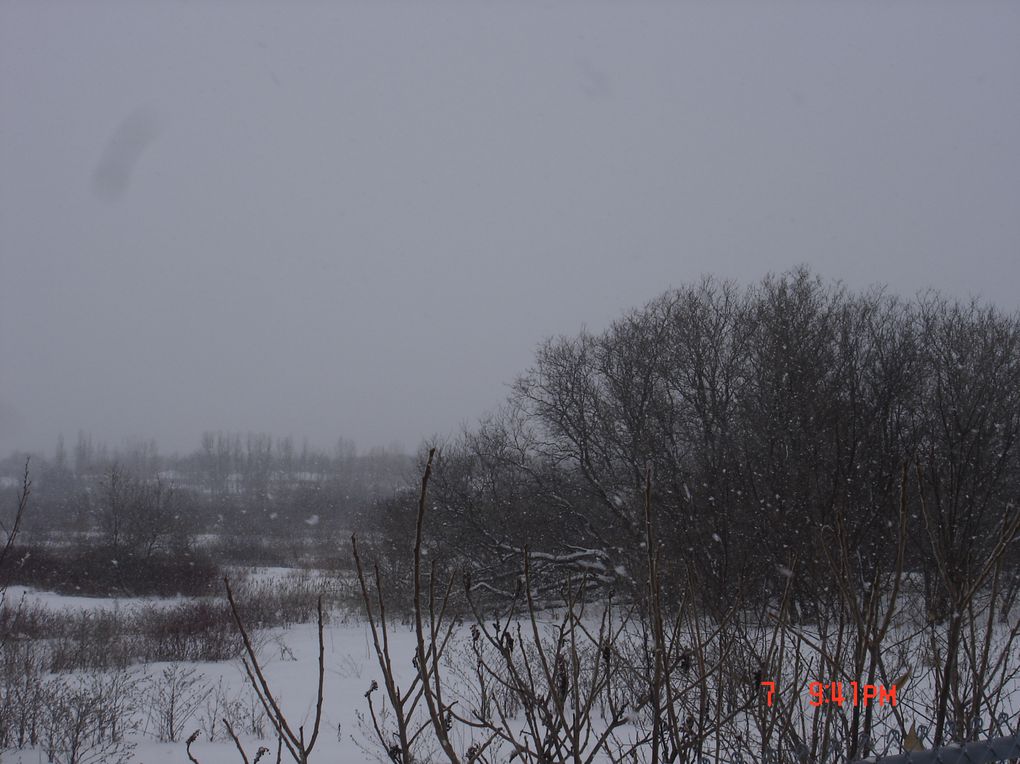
(2, 1, 1019, 458)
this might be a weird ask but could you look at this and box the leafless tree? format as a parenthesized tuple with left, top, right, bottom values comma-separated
(0, 457, 30, 590)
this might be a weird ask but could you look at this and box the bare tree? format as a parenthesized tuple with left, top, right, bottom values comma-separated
(0, 457, 30, 594)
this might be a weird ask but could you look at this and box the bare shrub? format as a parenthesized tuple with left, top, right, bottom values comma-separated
(137, 600, 239, 663)
(48, 608, 132, 672)
(0, 633, 48, 750)
(197, 678, 268, 744)
(0, 574, 339, 677)
(228, 568, 345, 629)
(199, 677, 236, 742)
(0, 458, 30, 593)
(144, 663, 209, 742)
(42, 670, 140, 764)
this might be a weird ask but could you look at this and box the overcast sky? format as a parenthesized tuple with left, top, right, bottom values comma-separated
(2, 1, 1019, 458)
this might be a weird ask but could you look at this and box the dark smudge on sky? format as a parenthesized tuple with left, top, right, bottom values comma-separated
(92, 108, 158, 202)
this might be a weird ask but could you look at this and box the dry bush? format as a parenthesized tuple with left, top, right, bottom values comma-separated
(198, 678, 269, 742)
(40, 670, 140, 764)
(137, 600, 239, 663)
(0, 569, 341, 680)
(49, 609, 133, 672)
(0, 635, 48, 750)
(145, 664, 209, 742)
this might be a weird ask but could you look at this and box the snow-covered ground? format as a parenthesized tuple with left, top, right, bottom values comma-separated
(2, 608, 399, 762)
(2, 584, 189, 613)
(3, 581, 1019, 763)
(136, 619, 406, 763)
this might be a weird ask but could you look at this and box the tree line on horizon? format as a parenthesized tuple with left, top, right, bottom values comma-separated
(0, 432, 414, 546)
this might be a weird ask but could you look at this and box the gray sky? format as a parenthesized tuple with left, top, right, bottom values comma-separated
(2, 1, 1019, 458)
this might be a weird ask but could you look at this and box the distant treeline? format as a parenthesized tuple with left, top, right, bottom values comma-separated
(0, 432, 415, 543)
